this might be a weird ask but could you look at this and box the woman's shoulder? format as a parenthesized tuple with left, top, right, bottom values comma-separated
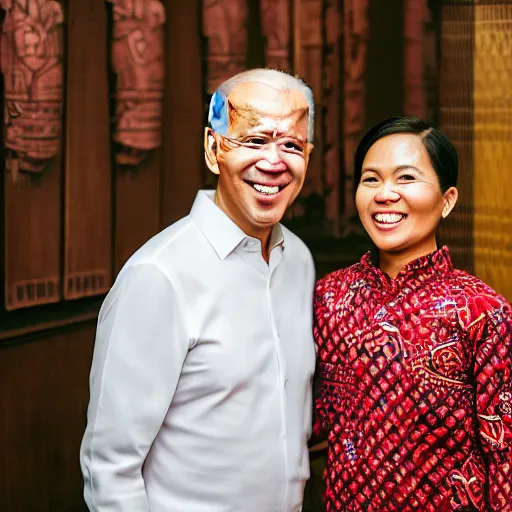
(315, 258, 367, 304)
(445, 268, 511, 325)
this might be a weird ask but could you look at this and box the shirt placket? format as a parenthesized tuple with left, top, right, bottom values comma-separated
(268, 246, 288, 512)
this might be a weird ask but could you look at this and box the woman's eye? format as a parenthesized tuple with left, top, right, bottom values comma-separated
(398, 174, 416, 181)
(362, 176, 378, 183)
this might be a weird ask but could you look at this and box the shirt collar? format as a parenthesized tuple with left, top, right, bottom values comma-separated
(360, 245, 453, 288)
(189, 190, 285, 260)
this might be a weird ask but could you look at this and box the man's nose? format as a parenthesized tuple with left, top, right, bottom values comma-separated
(255, 143, 287, 172)
(374, 182, 400, 203)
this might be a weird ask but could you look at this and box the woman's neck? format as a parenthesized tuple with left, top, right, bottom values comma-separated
(378, 243, 438, 279)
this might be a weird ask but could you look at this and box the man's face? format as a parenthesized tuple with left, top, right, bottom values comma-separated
(205, 82, 312, 240)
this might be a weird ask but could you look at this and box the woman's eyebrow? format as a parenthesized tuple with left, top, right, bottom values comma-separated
(394, 164, 423, 175)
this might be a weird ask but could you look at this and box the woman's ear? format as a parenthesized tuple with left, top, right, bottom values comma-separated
(441, 186, 459, 219)
(204, 127, 220, 175)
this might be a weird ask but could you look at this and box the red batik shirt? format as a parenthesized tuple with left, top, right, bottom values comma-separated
(314, 247, 512, 511)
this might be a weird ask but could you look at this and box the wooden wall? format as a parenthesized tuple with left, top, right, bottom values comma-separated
(0, 1, 202, 510)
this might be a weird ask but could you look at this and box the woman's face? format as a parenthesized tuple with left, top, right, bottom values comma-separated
(355, 133, 458, 261)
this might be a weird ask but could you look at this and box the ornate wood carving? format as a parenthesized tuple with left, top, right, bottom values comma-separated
(260, 0, 291, 72)
(109, 0, 166, 167)
(1, 0, 63, 175)
(108, 0, 166, 272)
(342, 0, 369, 221)
(203, 0, 248, 93)
(64, 0, 112, 300)
(1, 0, 64, 309)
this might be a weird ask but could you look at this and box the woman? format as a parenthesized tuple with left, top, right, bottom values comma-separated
(313, 117, 512, 511)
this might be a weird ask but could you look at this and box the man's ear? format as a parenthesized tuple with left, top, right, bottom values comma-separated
(304, 143, 314, 168)
(204, 127, 220, 175)
(441, 186, 458, 219)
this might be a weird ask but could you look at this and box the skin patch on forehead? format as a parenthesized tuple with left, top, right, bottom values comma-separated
(227, 99, 309, 139)
(208, 81, 310, 141)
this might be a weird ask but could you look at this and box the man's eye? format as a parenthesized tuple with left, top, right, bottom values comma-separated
(283, 141, 303, 152)
(246, 137, 266, 145)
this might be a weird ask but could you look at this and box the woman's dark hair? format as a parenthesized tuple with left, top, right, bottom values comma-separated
(353, 117, 458, 193)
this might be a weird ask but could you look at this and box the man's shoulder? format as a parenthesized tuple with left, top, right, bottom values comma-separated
(123, 215, 200, 270)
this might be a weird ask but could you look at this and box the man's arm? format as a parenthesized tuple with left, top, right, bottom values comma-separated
(80, 261, 190, 511)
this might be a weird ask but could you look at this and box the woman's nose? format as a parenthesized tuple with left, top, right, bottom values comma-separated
(374, 182, 400, 203)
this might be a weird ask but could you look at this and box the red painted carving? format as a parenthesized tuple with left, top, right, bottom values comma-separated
(260, 0, 291, 72)
(203, 0, 248, 93)
(0, 0, 64, 177)
(109, 0, 166, 166)
(343, 0, 369, 221)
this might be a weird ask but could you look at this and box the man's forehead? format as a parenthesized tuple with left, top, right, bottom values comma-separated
(208, 80, 310, 137)
(227, 82, 309, 117)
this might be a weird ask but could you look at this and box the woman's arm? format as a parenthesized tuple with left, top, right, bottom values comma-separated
(473, 300, 512, 511)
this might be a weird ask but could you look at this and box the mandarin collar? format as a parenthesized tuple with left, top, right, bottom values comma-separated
(360, 245, 453, 288)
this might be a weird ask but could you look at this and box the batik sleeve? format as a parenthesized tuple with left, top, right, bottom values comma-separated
(312, 279, 333, 439)
(473, 302, 512, 511)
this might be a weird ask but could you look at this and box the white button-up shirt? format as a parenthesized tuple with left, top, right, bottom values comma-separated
(80, 190, 316, 512)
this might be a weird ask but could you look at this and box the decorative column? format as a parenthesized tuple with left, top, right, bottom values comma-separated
(342, 0, 369, 222)
(403, 0, 428, 118)
(260, 0, 291, 72)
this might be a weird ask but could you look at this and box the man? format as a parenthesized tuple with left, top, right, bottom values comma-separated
(80, 68, 316, 511)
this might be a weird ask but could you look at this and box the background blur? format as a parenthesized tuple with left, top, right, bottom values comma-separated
(1, 0, 511, 510)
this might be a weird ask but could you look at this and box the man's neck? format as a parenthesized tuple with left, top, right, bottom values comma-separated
(213, 190, 272, 263)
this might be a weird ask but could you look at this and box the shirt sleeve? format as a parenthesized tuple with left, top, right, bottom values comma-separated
(312, 279, 333, 439)
(472, 302, 512, 511)
(80, 262, 191, 511)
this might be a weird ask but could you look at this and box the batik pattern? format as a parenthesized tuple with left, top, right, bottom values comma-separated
(314, 247, 512, 511)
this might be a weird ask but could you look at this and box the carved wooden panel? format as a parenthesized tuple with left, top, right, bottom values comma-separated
(64, 0, 111, 299)
(1, 0, 64, 310)
(203, 0, 248, 93)
(403, 0, 428, 118)
(109, 0, 166, 273)
(473, 3, 512, 300)
(260, 0, 291, 72)
(342, 0, 369, 220)
(438, 1, 474, 274)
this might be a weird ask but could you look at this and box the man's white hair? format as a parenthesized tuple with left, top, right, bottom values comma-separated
(216, 68, 315, 141)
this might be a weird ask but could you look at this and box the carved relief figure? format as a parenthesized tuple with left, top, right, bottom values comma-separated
(109, 0, 166, 166)
(203, 0, 248, 93)
(260, 0, 291, 72)
(0, 0, 64, 177)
